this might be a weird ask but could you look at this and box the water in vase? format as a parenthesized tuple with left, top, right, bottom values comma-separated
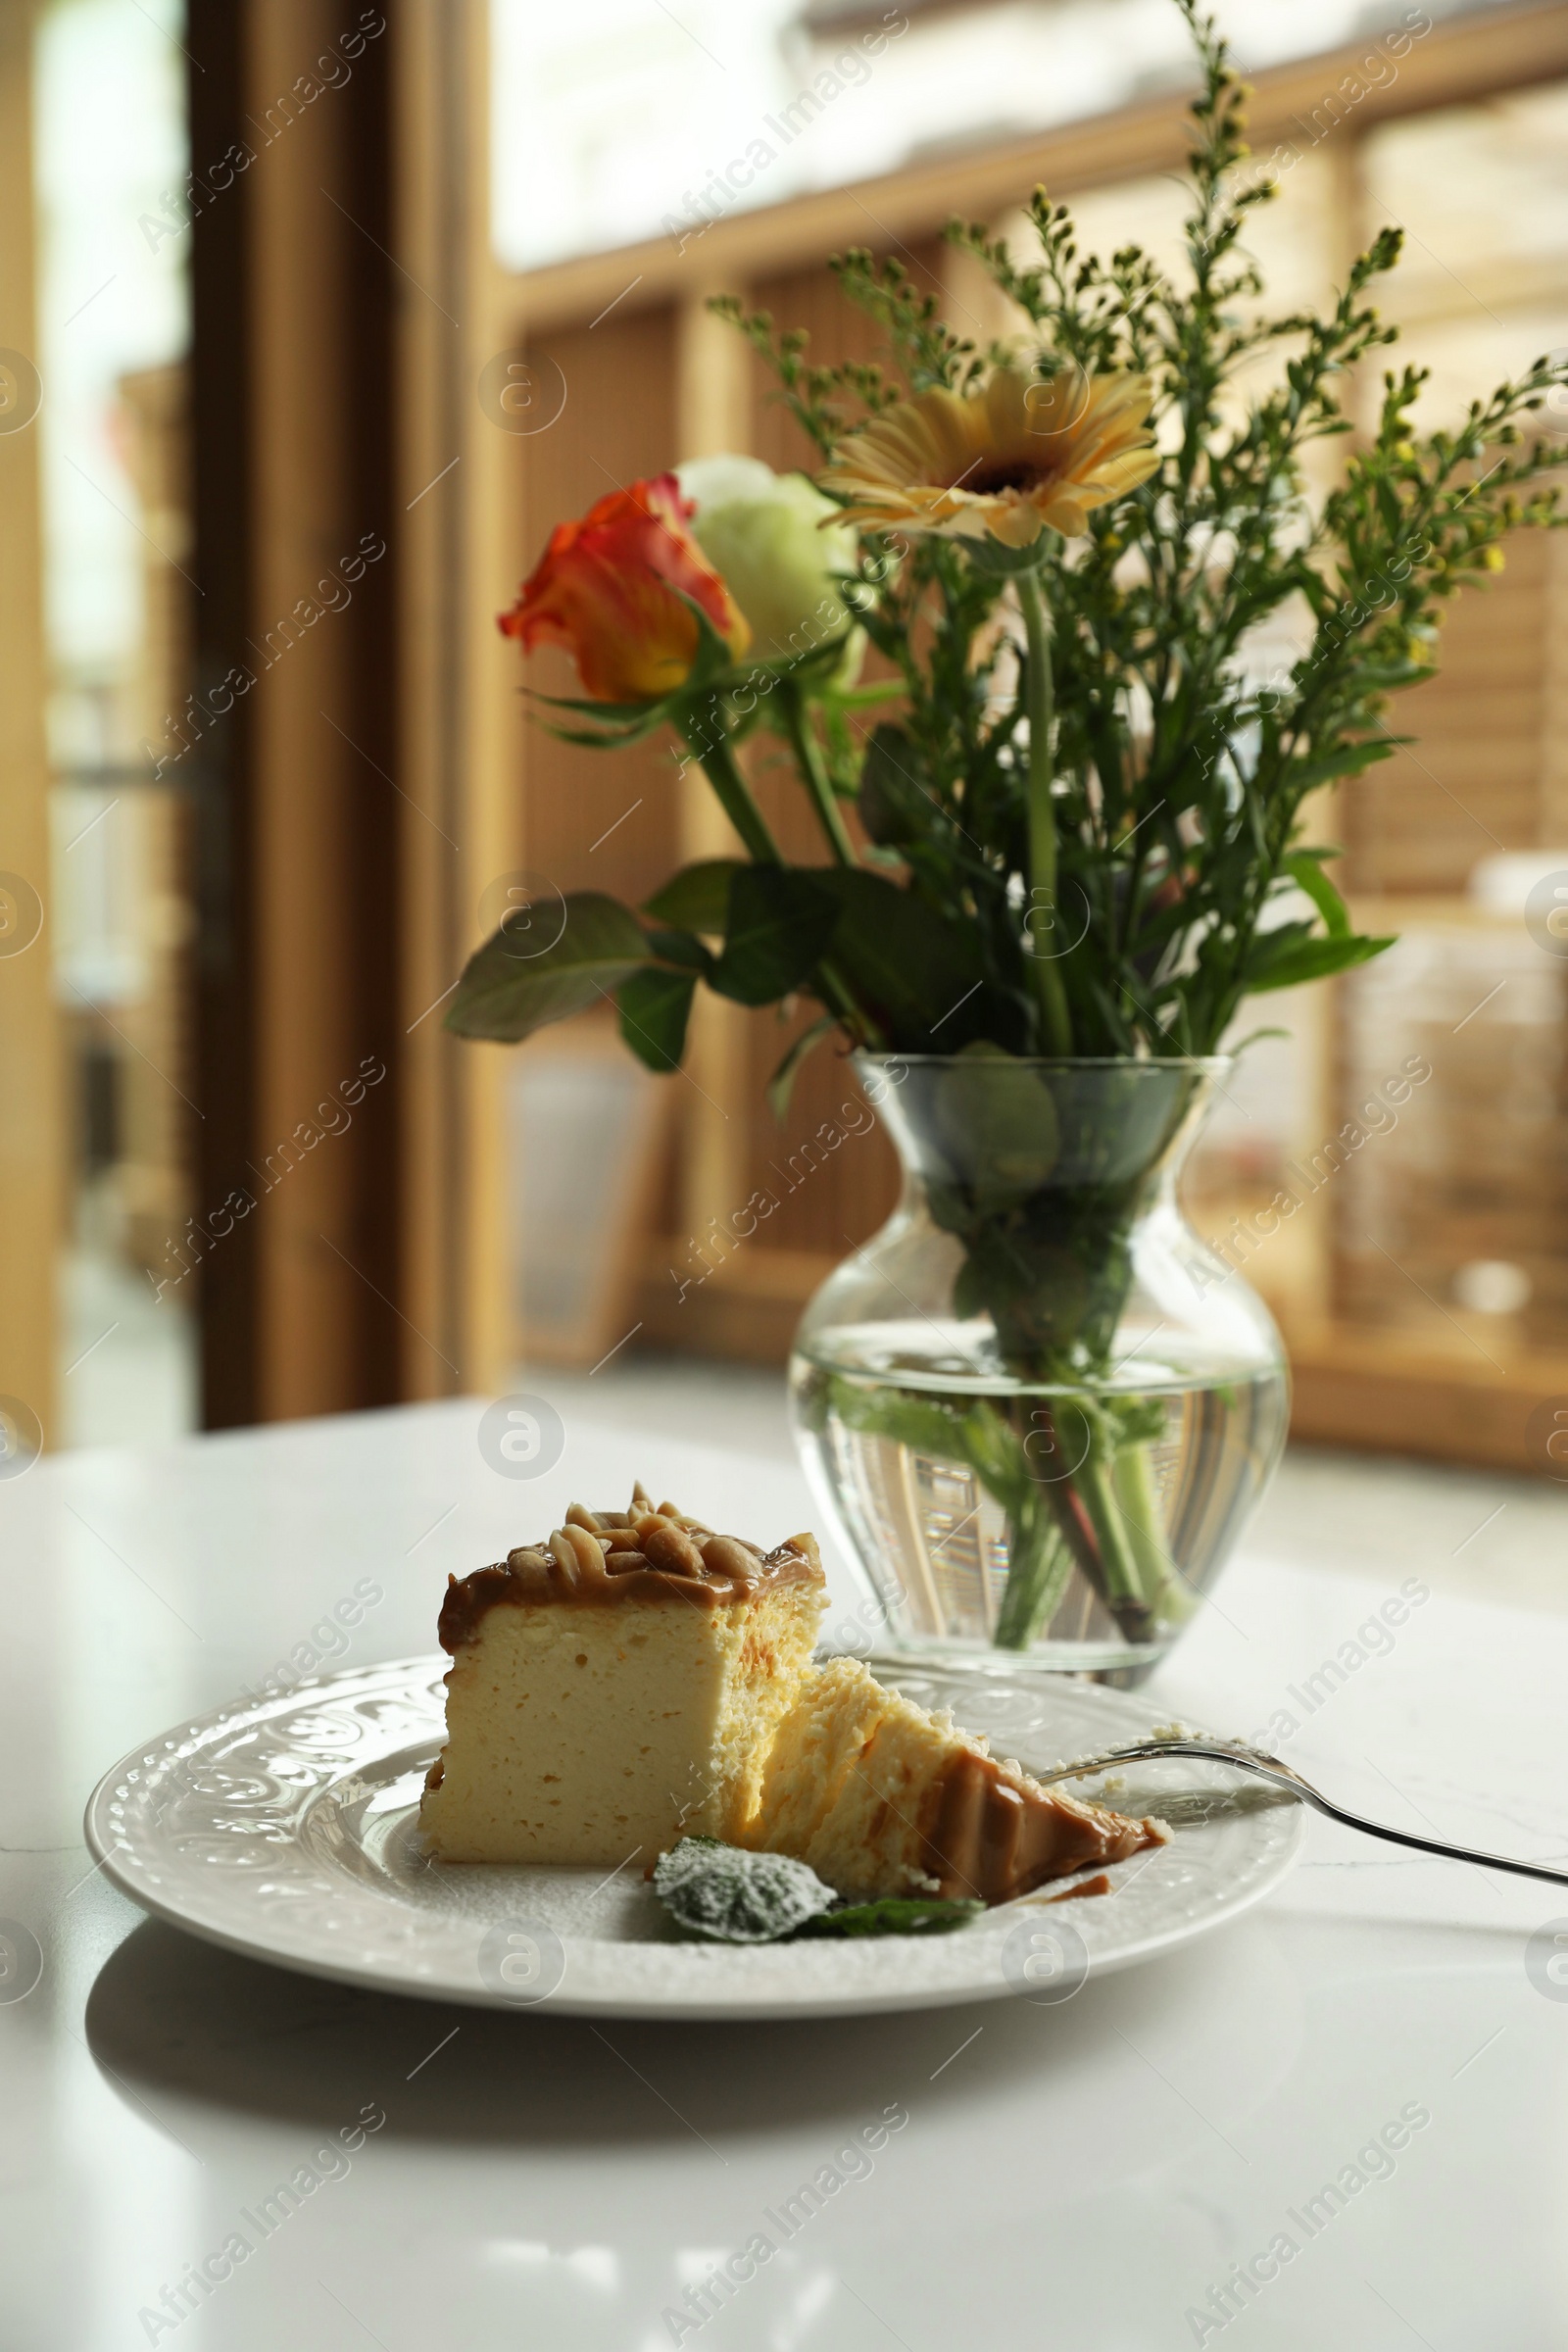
(791, 1320, 1290, 1682)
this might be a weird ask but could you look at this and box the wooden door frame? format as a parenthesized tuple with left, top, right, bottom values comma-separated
(186, 0, 512, 1425)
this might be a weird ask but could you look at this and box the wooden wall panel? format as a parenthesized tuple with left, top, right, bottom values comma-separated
(1341, 532, 1555, 893)
(514, 308, 683, 912)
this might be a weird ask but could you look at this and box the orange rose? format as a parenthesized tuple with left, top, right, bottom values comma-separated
(500, 472, 751, 702)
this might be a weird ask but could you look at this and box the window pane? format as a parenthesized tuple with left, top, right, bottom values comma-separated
(36, 0, 197, 1445)
(491, 0, 1503, 272)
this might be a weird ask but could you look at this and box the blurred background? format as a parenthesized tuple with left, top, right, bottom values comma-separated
(5, 0, 1567, 1474)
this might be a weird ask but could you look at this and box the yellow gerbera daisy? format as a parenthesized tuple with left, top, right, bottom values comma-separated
(820, 364, 1158, 549)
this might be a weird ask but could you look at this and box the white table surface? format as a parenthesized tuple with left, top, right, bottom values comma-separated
(3, 1394, 1565, 2352)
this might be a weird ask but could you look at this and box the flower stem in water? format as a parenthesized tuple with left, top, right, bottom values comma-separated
(992, 1510, 1074, 1648)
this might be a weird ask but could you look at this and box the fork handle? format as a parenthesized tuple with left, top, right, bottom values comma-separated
(1051, 1740, 1568, 1890)
(1293, 1792, 1568, 1890)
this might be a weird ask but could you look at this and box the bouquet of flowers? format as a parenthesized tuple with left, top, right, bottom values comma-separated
(452, 1, 1565, 1651)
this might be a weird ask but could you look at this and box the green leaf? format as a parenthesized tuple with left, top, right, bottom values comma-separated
(522, 684, 664, 722)
(523, 686, 676, 751)
(532, 711, 672, 751)
(766, 1013, 838, 1119)
(858, 724, 929, 848)
(644, 925, 712, 975)
(935, 1054, 1060, 1205)
(748, 632, 859, 698)
(617, 967, 696, 1072)
(965, 535, 1053, 579)
(1229, 1025, 1291, 1056)
(652, 1838, 836, 1943)
(643, 860, 741, 933)
(1342, 662, 1426, 692)
(826, 677, 907, 709)
(444, 893, 654, 1043)
(1245, 931, 1396, 994)
(670, 588, 744, 696)
(827, 1371, 969, 1462)
(794, 1895, 985, 1938)
(1279, 739, 1397, 794)
(709, 866, 839, 1006)
(1283, 850, 1350, 937)
(815, 869, 985, 1046)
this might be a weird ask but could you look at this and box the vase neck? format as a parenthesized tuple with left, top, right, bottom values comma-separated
(858, 1056, 1219, 1206)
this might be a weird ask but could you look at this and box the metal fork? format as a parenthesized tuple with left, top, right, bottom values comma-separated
(1034, 1737, 1568, 1889)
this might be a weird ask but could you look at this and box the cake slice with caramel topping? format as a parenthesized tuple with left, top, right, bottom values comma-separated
(749, 1658, 1169, 1904)
(419, 1487, 826, 1866)
(421, 1487, 1166, 1908)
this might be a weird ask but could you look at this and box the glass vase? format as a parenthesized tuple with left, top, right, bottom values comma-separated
(789, 1054, 1289, 1685)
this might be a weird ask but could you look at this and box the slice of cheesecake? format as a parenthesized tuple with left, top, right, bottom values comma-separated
(419, 1491, 826, 1866)
(750, 1658, 1168, 1903)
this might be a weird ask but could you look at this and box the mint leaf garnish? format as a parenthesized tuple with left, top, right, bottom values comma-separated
(794, 1895, 985, 1938)
(652, 1838, 985, 1943)
(653, 1837, 837, 1943)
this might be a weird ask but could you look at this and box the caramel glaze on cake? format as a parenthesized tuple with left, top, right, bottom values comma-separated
(748, 1657, 1168, 1905)
(438, 1494, 822, 1652)
(918, 1751, 1162, 1905)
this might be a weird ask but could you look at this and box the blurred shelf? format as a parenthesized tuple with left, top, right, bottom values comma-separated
(637, 1242, 838, 1365)
(1282, 1324, 1566, 1476)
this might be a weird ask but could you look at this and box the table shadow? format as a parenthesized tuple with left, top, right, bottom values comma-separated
(83, 1910, 1283, 2158)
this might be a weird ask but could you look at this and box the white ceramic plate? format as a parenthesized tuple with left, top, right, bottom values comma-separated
(84, 1655, 1302, 2020)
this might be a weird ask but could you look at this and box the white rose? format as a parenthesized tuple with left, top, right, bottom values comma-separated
(677, 455, 863, 678)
